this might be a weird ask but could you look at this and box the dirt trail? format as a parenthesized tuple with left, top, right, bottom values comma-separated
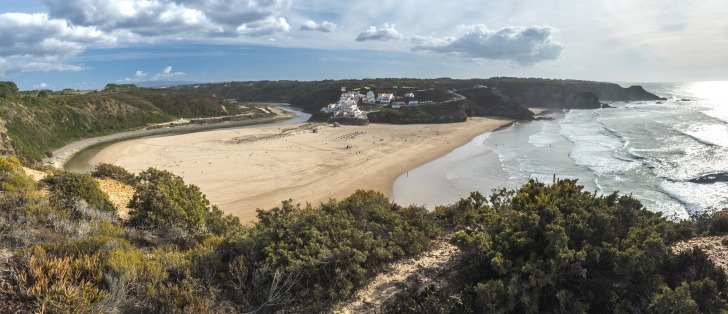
(332, 238, 459, 314)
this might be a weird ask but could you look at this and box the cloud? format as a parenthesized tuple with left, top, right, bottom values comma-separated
(300, 20, 336, 32)
(356, 23, 403, 42)
(151, 66, 186, 80)
(135, 70, 147, 78)
(412, 25, 564, 65)
(0, 12, 110, 74)
(236, 17, 290, 36)
(33, 83, 49, 89)
(42, 0, 291, 38)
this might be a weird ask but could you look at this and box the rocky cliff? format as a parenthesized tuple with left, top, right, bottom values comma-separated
(458, 88, 534, 120)
(485, 79, 664, 109)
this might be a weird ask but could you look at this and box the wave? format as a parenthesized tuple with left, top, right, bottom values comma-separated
(659, 180, 728, 215)
(682, 124, 728, 148)
(528, 122, 559, 148)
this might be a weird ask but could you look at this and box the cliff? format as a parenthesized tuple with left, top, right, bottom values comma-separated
(484, 78, 664, 109)
(457, 88, 534, 120)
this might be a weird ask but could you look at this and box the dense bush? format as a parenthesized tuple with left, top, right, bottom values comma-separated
(694, 209, 728, 236)
(44, 171, 117, 216)
(2, 160, 726, 313)
(128, 168, 211, 233)
(386, 179, 723, 313)
(91, 163, 137, 186)
(223, 190, 439, 312)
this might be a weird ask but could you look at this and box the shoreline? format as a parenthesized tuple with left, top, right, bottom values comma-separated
(46, 107, 296, 170)
(68, 108, 548, 224)
(87, 116, 516, 224)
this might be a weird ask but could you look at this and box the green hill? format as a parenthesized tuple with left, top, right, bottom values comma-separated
(0, 83, 250, 161)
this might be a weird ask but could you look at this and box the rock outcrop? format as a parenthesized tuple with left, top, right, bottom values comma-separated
(458, 87, 534, 120)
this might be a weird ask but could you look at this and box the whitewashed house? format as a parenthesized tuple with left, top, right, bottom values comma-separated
(366, 91, 376, 103)
(378, 93, 394, 103)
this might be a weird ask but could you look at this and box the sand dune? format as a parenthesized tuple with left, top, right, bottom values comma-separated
(89, 117, 513, 224)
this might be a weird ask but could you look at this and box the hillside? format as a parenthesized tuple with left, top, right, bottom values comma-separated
(180, 78, 663, 122)
(0, 83, 258, 162)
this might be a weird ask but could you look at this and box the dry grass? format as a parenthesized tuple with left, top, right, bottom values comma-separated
(95, 178, 135, 219)
(21, 167, 47, 182)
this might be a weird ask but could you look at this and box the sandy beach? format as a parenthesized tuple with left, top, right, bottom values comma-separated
(86, 114, 523, 224)
(45, 107, 296, 169)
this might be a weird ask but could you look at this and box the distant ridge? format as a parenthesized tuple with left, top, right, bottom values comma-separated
(135, 80, 205, 88)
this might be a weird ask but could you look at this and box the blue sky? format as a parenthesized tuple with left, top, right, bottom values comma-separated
(1, 0, 727, 90)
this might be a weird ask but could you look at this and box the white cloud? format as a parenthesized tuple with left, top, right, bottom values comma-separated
(33, 83, 49, 89)
(412, 25, 564, 65)
(300, 20, 336, 32)
(42, 0, 291, 38)
(135, 70, 147, 78)
(0, 12, 111, 74)
(236, 17, 290, 36)
(151, 66, 186, 80)
(356, 23, 403, 42)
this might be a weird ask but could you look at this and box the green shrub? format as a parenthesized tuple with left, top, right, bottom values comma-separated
(129, 168, 211, 234)
(44, 171, 117, 216)
(693, 209, 728, 236)
(231, 190, 439, 312)
(91, 163, 137, 186)
(0, 156, 36, 193)
(405, 179, 725, 313)
(710, 210, 728, 235)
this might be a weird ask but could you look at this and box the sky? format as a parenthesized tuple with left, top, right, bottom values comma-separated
(1, 0, 728, 90)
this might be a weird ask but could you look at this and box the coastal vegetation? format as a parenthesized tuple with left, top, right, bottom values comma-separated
(1, 157, 727, 312)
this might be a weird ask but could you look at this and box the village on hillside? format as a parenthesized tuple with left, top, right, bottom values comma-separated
(320, 86, 430, 119)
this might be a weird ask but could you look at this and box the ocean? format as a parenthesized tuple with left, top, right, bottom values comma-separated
(393, 82, 728, 220)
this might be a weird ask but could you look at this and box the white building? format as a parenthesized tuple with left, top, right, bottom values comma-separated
(378, 93, 394, 103)
(404, 92, 415, 98)
(366, 91, 376, 103)
(320, 88, 366, 118)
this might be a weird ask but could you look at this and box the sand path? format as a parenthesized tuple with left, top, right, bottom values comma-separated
(332, 239, 459, 313)
(88, 116, 513, 224)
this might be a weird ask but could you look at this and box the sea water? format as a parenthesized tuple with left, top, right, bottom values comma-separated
(393, 82, 728, 220)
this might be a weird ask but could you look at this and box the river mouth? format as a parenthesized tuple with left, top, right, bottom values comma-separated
(64, 105, 310, 173)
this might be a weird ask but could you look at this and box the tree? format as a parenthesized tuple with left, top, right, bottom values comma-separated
(128, 168, 210, 232)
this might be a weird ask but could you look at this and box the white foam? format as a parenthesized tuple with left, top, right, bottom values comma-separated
(659, 180, 728, 215)
(528, 123, 559, 148)
(684, 124, 728, 147)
